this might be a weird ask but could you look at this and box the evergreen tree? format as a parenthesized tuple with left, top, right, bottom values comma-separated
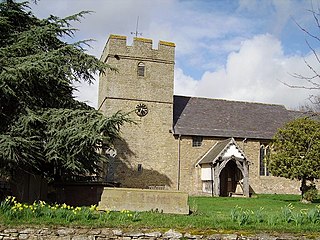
(0, 1, 129, 182)
(268, 117, 320, 200)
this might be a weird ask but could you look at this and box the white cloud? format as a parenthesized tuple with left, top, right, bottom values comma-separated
(25, 0, 320, 109)
(175, 34, 320, 109)
(73, 79, 99, 108)
(174, 68, 198, 96)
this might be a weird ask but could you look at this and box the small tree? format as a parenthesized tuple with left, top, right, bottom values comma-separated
(268, 117, 320, 201)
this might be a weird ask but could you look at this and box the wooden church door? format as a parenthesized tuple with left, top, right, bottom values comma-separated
(219, 160, 238, 196)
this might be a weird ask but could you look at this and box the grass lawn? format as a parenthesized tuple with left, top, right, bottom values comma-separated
(1, 194, 320, 235)
(135, 194, 320, 234)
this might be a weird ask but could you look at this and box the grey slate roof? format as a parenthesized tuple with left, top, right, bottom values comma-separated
(196, 138, 230, 165)
(196, 138, 248, 166)
(173, 95, 304, 140)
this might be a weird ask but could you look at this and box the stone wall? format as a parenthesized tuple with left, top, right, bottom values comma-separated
(0, 227, 312, 239)
(178, 136, 223, 195)
(103, 99, 178, 190)
(177, 136, 314, 196)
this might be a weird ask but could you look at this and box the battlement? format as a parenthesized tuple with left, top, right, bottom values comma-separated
(101, 34, 175, 63)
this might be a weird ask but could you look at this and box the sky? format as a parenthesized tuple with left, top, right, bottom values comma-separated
(27, 0, 320, 110)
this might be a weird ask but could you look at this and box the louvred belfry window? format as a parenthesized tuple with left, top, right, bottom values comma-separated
(137, 62, 145, 77)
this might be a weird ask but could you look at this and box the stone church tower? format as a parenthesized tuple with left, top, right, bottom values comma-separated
(98, 35, 178, 189)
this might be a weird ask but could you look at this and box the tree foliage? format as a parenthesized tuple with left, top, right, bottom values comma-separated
(0, 1, 129, 182)
(268, 117, 320, 199)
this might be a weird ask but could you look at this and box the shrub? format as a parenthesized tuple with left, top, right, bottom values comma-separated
(303, 184, 319, 202)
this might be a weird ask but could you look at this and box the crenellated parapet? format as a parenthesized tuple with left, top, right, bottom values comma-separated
(100, 34, 175, 63)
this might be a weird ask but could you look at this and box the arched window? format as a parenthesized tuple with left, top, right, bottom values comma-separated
(259, 144, 270, 176)
(137, 62, 145, 77)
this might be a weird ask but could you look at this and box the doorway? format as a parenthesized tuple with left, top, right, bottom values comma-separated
(219, 160, 241, 197)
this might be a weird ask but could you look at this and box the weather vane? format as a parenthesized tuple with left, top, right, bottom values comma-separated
(131, 16, 142, 37)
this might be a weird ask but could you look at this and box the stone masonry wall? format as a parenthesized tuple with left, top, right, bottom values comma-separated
(98, 35, 178, 191)
(104, 99, 178, 190)
(99, 35, 175, 106)
(0, 227, 313, 239)
(178, 136, 316, 195)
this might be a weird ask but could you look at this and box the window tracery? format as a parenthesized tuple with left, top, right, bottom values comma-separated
(259, 144, 270, 176)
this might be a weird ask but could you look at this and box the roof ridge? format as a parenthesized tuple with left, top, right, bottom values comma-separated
(173, 95, 287, 109)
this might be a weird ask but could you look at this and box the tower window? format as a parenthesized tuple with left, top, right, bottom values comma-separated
(137, 62, 145, 77)
(192, 136, 203, 147)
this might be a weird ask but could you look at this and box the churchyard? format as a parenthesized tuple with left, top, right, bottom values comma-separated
(1, 194, 320, 235)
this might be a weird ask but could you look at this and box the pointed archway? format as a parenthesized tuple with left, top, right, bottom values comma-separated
(219, 160, 241, 196)
(196, 138, 250, 197)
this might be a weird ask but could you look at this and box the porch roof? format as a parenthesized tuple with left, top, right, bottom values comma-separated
(196, 138, 248, 166)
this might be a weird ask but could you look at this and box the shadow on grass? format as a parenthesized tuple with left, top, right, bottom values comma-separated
(261, 193, 320, 204)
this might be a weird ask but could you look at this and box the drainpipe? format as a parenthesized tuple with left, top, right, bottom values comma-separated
(211, 163, 214, 197)
(177, 135, 181, 191)
(242, 138, 247, 152)
(242, 138, 248, 197)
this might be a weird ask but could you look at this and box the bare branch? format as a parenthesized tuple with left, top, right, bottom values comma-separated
(290, 72, 318, 81)
(306, 40, 320, 65)
(293, 17, 320, 42)
(279, 79, 320, 90)
(308, 7, 320, 30)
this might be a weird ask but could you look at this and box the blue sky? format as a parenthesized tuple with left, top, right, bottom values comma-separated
(28, 0, 320, 109)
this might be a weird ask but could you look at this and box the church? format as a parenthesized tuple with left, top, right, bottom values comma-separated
(98, 34, 304, 197)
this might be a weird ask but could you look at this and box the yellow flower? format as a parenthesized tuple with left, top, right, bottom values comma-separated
(121, 209, 130, 214)
(89, 205, 97, 211)
(5, 196, 12, 202)
(40, 200, 46, 207)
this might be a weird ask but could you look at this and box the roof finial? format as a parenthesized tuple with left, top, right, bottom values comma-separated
(131, 16, 142, 37)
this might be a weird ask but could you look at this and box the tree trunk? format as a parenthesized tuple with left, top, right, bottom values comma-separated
(300, 177, 307, 200)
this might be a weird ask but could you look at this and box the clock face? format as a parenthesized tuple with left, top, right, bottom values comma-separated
(135, 103, 148, 117)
